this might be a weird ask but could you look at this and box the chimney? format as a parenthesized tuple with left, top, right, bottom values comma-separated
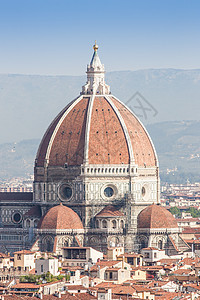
(122, 255, 125, 269)
(97, 265, 100, 278)
(54, 291, 62, 298)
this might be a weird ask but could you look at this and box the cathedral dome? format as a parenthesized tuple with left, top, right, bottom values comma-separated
(37, 204, 83, 230)
(35, 44, 158, 169)
(137, 204, 178, 229)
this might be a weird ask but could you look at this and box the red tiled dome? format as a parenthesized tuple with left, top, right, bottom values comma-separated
(137, 204, 178, 229)
(35, 96, 157, 168)
(38, 204, 83, 230)
(96, 205, 124, 217)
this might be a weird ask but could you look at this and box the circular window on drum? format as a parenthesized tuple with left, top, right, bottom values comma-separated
(102, 184, 117, 199)
(12, 212, 22, 224)
(104, 187, 114, 197)
(59, 184, 73, 201)
(141, 184, 150, 201)
(141, 186, 146, 197)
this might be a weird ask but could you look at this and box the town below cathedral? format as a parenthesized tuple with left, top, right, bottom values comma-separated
(0, 43, 200, 300)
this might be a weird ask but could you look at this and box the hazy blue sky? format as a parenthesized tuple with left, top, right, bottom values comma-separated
(0, 0, 200, 75)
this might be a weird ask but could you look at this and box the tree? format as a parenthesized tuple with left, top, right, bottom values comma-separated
(169, 207, 181, 217)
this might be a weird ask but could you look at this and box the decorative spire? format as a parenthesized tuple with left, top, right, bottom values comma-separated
(81, 42, 110, 95)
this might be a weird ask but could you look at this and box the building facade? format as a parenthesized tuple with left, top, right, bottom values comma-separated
(33, 42, 160, 253)
(0, 43, 189, 255)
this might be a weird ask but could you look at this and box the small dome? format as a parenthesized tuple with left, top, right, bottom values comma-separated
(96, 205, 124, 217)
(38, 204, 83, 230)
(137, 204, 178, 229)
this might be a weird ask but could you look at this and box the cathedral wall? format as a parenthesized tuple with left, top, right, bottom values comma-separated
(34, 164, 159, 233)
(33, 164, 159, 254)
(34, 166, 159, 204)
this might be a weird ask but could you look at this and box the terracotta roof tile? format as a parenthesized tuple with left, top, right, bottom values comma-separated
(138, 204, 178, 229)
(95, 282, 116, 289)
(117, 252, 140, 258)
(158, 258, 179, 265)
(13, 250, 35, 254)
(96, 205, 124, 217)
(11, 283, 39, 289)
(66, 285, 87, 290)
(112, 285, 136, 295)
(48, 97, 89, 166)
(36, 97, 86, 167)
(38, 203, 83, 230)
(111, 96, 157, 167)
(171, 268, 193, 275)
(89, 97, 129, 164)
(36, 95, 157, 168)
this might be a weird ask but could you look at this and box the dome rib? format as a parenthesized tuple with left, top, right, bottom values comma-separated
(88, 96, 130, 164)
(83, 95, 95, 164)
(35, 44, 158, 169)
(111, 96, 158, 167)
(105, 95, 134, 164)
(35, 95, 158, 167)
(46, 95, 86, 166)
(36, 97, 79, 167)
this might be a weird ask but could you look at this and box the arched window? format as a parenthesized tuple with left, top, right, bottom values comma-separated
(46, 240, 52, 252)
(158, 240, 163, 250)
(64, 239, 70, 247)
(112, 220, 117, 229)
(96, 220, 99, 228)
(102, 220, 107, 228)
(141, 240, 146, 250)
(43, 236, 53, 252)
(120, 220, 124, 229)
(34, 220, 38, 228)
(26, 219, 30, 228)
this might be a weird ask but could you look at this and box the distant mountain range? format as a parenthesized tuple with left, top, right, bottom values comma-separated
(1, 120, 200, 183)
(1, 69, 200, 144)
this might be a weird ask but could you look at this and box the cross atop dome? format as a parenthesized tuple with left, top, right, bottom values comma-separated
(82, 42, 110, 95)
(93, 40, 98, 51)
